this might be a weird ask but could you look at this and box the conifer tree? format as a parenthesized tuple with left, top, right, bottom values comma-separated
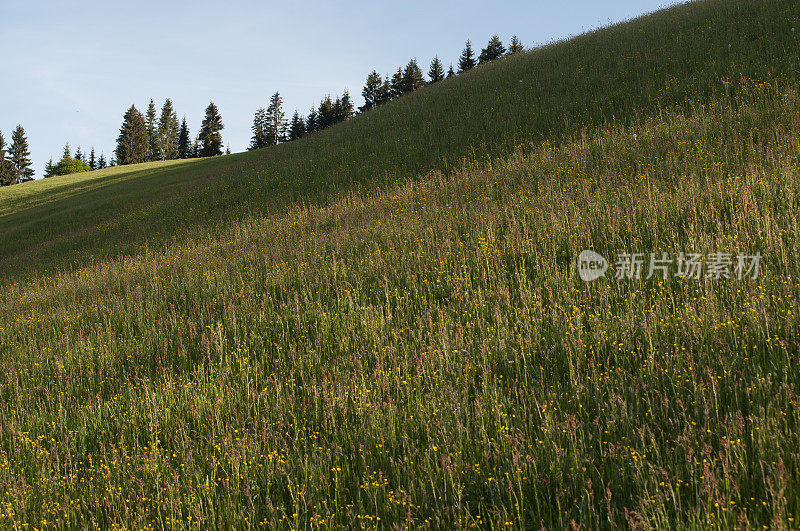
(508, 35, 524, 54)
(54, 142, 90, 175)
(447, 65, 455, 78)
(265, 92, 286, 146)
(317, 96, 334, 130)
(0, 130, 16, 186)
(199, 102, 224, 157)
(8, 125, 34, 182)
(146, 99, 158, 161)
(390, 68, 404, 99)
(479, 35, 506, 64)
(89, 147, 96, 170)
(339, 91, 354, 121)
(115, 105, 149, 165)
(225, 145, 231, 155)
(158, 99, 180, 160)
(98, 153, 107, 169)
(402, 60, 426, 93)
(306, 107, 318, 135)
(458, 41, 476, 72)
(43, 159, 57, 178)
(361, 71, 384, 111)
(249, 108, 267, 150)
(428, 56, 445, 83)
(178, 118, 191, 159)
(288, 111, 306, 141)
(377, 77, 392, 105)
(191, 137, 201, 158)
(74, 147, 83, 162)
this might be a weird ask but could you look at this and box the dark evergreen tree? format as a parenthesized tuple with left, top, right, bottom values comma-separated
(377, 77, 392, 105)
(317, 96, 334, 130)
(8, 126, 34, 182)
(361, 71, 384, 111)
(338, 91, 354, 121)
(390, 68, 404, 99)
(158, 99, 180, 160)
(225, 145, 231, 155)
(178, 118, 191, 159)
(98, 153, 107, 169)
(447, 65, 455, 78)
(479, 35, 506, 64)
(199, 102, 224, 157)
(89, 147, 96, 170)
(191, 137, 201, 158)
(402, 60, 426, 93)
(428, 56, 445, 83)
(508, 35, 524, 55)
(74, 147, 83, 162)
(306, 107, 318, 135)
(43, 159, 57, 178)
(458, 41, 476, 72)
(145, 99, 158, 161)
(115, 104, 149, 165)
(288, 111, 306, 141)
(249, 107, 267, 150)
(0, 130, 16, 186)
(265, 92, 286, 145)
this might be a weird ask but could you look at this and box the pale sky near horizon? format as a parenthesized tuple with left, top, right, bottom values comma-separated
(1, 0, 681, 178)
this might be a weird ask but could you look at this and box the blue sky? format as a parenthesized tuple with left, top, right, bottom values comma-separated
(1, 0, 680, 177)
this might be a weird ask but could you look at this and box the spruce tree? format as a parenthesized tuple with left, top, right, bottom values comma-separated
(288, 111, 306, 141)
(249, 107, 267, 150)
(428, 56, 445, 83)
(54, 142, 89, 175)
(377, 77, 392, 105)
(89, 147, 96, 170)
(317, 96, 334, 130)
(74, 147, 83, 162)
(265, 92, 286, 146)
(361, 71, 383, 111)
(146, 99, 158, 161)
(339, 91, 354, 121)
(0, 130, 16, 186)
(306, 107, 318, 134)
(178, 118, 191, 159)
(479, 35, 506, 64)
(447, 65, 455, 78)
(98, 153, 107, 169)
(402, 60, 426, 93)
(458, 41, 476, 72)
(8, 126, 34, 182)
(158, 99, 180, 160)
(390, 68, 404, 99)
(43, 159, 57, 178)
(199, 102, 224, 157)
(115, 105, 149, 165)
(508, 35, 524, 55)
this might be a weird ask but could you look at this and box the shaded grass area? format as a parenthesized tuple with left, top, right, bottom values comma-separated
(0, 81, 797, 528)
(1, 0, 799, 280)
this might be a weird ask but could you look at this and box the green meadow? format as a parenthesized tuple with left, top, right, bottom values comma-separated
(1, 0, 799, 528)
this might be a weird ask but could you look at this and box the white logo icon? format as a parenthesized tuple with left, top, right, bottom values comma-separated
(578, 250, 608, 282)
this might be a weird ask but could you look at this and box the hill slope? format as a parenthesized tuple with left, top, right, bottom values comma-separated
(1, 0, 798, 280)
(1, 0, 799, 528)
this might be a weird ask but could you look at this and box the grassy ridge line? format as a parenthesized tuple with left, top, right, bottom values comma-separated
(0, 83, 797, 527)
(1, 0, 798, 280)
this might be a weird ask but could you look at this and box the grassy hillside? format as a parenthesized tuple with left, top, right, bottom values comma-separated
(1, 0, 800, 529)
(1, 0, 798, 280)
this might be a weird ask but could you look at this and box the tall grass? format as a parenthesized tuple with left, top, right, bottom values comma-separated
(1, 0, 798, 281)
(0, 79, 797, 528)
